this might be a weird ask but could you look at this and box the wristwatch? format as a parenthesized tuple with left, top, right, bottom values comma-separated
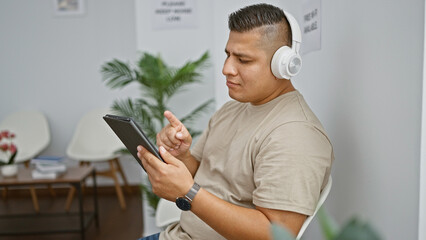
(176, 182, 200, 211)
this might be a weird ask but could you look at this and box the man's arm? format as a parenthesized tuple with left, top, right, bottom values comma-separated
(137, 146, 306, 240)
(192, 187, 307, 239)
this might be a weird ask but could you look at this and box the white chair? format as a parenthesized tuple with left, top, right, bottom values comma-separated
(0, 110, 51, 212)
(65, 108, 129, 210)
(296, 175, 333, 240)
(0, 111, 50, 164)
(156, 198, 182, 228)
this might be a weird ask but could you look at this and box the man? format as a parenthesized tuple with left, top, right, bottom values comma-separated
(137, 3, 333, 240)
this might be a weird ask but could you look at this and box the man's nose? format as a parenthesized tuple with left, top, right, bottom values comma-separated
(222, 58, 237, 76)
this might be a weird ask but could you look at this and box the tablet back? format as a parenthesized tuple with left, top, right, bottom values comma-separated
(103, 114, 164, 171)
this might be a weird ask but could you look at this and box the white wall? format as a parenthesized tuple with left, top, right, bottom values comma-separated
(300, 1, 423, 239)
(418, 1, 426, 239)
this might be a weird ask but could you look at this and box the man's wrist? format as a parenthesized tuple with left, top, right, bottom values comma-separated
(176, 182, 200, 211)
(185, 182, 200, 200)
(178, 150, 192, 161)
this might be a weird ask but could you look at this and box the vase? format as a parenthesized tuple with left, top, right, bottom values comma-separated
(1, 164, 18, 177)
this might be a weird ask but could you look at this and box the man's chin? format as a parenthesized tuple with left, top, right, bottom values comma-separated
(228, 91, 249, 103)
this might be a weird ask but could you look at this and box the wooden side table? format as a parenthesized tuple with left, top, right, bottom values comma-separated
(0, 166, 99, 240)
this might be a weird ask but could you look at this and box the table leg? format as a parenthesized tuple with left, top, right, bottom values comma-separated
(92, 169, 99, 228)
(75, 183, 85, 240)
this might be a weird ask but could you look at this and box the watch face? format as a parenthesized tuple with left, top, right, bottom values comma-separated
(176, 197, 191, 211)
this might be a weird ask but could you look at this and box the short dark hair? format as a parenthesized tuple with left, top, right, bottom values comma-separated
(228, 3, 287, 32)
(228, 3, 292, 48)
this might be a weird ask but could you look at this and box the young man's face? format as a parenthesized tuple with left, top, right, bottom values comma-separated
(223, 29, 288, 105)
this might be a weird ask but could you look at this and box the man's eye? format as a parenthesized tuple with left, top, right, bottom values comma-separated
(239, 59, 250, 63)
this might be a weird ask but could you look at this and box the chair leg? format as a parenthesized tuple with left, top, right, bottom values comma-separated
(114, 158, 132, 194)
(79, 161, 89, 166)
(47, 184, 56, 197)
(109, 160, 126, 209)
(29, 187, 40, 213)
(24, 161, 41, 212)
(65, 186, 76, 212)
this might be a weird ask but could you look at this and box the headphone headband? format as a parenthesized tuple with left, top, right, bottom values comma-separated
(283, 11, 302, 53)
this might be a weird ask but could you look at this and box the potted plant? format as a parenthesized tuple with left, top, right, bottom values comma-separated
(0, 130, 18, 177)
(101, 51, 213, 211)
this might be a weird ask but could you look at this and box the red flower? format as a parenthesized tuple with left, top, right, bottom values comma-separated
(0, 143, 8, 152)
(0, 130, 18, 165)
(0, 131, 9, 138)
(9, 144, 17, 154)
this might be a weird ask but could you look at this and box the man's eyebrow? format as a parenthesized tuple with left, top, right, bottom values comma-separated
(224, 49, 252, 58)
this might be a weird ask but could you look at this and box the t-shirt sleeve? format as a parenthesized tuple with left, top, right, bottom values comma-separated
(252, 122, 333, 216)
(190, 127, 209, 162)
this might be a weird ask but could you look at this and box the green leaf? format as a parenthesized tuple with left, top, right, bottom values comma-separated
(140, 183, 160, 214)
(7, 149, 17, 164)
(271, 223, 295, 240)
(137, 52, 169, 85)
(101, 59, 137, 89)
(181, 99, 214, 126)
(114, 148, 130, 155)
(317, 207, 339, 240)
(334, 218, 382, 240)
(163, 51, 210, 99)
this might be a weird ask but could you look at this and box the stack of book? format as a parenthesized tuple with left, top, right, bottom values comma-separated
(30, 156, 67, 179)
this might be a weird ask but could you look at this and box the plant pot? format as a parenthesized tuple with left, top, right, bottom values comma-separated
(1, 164, 18, 177)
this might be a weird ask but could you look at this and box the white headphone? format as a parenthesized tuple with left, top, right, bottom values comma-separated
(271, 11, 302, 80)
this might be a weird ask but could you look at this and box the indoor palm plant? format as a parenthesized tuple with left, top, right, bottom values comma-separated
(101, 51, 213, 211)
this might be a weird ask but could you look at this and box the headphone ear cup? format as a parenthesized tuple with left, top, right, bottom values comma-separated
(271, 46, 302, 79)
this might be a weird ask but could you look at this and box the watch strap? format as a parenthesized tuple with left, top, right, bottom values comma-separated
(185, 182, 200, 202)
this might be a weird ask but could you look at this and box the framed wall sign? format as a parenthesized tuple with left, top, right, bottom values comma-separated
(53, 0, 85, 16)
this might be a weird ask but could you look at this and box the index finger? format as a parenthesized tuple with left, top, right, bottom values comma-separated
(164, 110, 182, 129)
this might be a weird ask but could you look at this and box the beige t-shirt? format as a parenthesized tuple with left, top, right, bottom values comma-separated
(161, 90, 334, 240)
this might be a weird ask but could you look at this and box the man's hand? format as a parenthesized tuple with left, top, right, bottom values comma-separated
(157, 111, 192, 159)
(137, 145, 194, 201)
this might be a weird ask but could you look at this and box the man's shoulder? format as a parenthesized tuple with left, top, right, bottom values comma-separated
(263, 91, 328, 135)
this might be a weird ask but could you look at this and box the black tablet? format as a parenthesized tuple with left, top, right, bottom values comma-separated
(103, 114, 164, 171)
